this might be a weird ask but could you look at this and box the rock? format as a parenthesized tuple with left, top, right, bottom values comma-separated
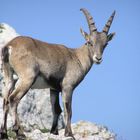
(18, 89, 64, 131)
(0, 88, 65, 131)
(0, 23, 19, 48)
(0, 95, 116, 140)
(25, 121, 116, 140)
(59, 121, 116, 140)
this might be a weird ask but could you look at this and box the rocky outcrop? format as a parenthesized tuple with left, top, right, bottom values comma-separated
(26, 121, 116, 140)
(0, 95, 116, 140)
(0, 88, 64, 131)
(18, 89, 64, 131)
(0, 23, 19, 48)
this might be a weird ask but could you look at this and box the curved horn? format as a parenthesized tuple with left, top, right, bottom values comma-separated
(103, 11, 116, 34)
(80, 8, 97, 34)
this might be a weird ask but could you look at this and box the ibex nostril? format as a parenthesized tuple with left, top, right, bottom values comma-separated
(96, 57, 102, 61)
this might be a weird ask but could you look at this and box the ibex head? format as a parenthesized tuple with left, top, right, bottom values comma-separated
(80, 8, 115, 64)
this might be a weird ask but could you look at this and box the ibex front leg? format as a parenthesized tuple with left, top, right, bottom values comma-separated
(62, 87, 75, 139)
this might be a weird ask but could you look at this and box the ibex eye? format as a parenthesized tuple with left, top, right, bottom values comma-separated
(87, 41, 93, 46)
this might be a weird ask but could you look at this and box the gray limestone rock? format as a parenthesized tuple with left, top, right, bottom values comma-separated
(25, 121, 116, 140)
(18, 89, 64, 131)
(0, 90, 116, 140)
(0, 89, 64, 131)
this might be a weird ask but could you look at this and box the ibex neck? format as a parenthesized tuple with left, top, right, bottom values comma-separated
(75, 45, 93, 75)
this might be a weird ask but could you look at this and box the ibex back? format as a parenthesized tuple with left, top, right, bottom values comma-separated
(0, 8, 115, 139)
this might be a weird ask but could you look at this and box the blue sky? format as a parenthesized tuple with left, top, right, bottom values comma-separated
(1, 0, 140, 140)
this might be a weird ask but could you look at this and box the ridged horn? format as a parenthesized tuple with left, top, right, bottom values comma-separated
(103, 11, 116, 34)
(80, 8, 97, 34)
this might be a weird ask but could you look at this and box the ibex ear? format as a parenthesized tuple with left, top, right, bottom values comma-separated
(80, 28, 90, 41)
(107, 32, 115, 42)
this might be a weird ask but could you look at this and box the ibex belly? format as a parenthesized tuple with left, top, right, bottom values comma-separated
(31, 76, 50, 89)
(13, 74, 52, 89)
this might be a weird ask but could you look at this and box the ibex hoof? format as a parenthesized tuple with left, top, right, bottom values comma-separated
(65, 133, 75, 140)
(50, 129, 59, 135)
(17, 134, 26, 140)
(0, 130, 8, 139)
(12, 125, 26, 140)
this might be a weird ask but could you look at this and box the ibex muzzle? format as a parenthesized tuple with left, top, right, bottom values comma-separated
(0, 8, 115, 140)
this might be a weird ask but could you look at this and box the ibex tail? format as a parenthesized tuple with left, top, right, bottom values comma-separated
(1, 46, 9, 63)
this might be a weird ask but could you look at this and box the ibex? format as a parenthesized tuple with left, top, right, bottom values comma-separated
(0, 8, 115, 139)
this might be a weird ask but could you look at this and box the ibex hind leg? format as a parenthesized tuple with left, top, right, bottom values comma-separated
(0, 98, 14, 139)
(0, 63, 15, 139)
(8, 72, 37, 139)
(50, 89, 62, 135)
(0, 99, 9, 139)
